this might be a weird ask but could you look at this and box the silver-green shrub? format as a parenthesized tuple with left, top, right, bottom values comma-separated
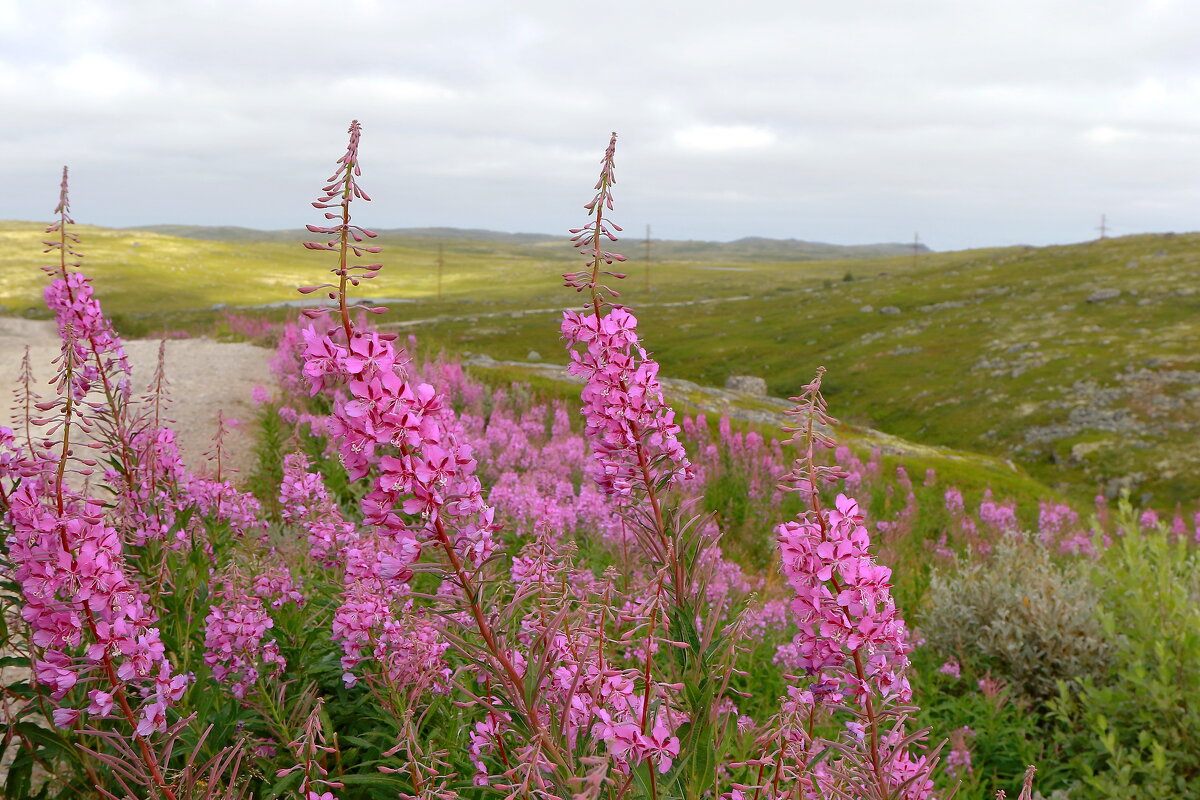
(921, 535, 1110, 701)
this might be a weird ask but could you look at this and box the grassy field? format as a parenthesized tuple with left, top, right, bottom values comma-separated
(2, 220, 1197, 505)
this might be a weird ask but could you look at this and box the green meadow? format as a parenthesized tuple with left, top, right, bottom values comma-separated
(2, 220, 1197, 506)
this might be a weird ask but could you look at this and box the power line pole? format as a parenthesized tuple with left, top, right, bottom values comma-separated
(1097, 214, 1109, 240)
(644, 224, 652, 293)
(436, 242, 444, 301)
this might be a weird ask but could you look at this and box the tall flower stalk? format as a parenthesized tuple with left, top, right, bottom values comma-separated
(561, 134, 751, 800)
(295, 121, 572, 786)
(41, 167, 136, 489)
(758, 368, 938, 799)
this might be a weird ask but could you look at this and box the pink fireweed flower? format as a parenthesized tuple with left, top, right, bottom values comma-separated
(639, 723, 682, 774)
(979, 489, 1018, 534)
(279, 453, 361, 566)
(938, 659, 962, 679)
(775, 492, 912, 700)
(87, 690, 115, 718)
(560, 135, 692, 500)
(203, 570, 285, 699)
(41, 171, 132, 409)
(946, 726, 975, 776)
(562, 308, 693, 498)
(765, 367, 933, 800)
(944, 487, 965, 515)
(291, 125, 495, 702)
(7, 482, 183, 734)
(52, 707, 81, 729)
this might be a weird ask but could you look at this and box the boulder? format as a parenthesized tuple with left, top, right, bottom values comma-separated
(725, 375, 768, 396)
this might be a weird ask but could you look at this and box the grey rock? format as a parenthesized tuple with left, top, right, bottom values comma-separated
(879, 306, 901, 315)
(526, 350, 541, 362)
(1087, 289, 1121, 303)
(859, 305, 874, 313)
(917, 300, 967, 312)
(724, 375, 768, 396)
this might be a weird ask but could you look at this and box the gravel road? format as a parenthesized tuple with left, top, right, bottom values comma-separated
(0, 317, 272, 478)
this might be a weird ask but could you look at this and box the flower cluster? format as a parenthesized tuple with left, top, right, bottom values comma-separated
(775, 493, 913, 701)
(41, 169, 131, 407)
(44, 273, 132, 404)
(278, 452, 361, 565)
(6, 483, 185, 734)
(761, 368, 934, 800)
(203, 577, 286, 699)
(946, 725, 975, 777)
(561, 307, 692, 498)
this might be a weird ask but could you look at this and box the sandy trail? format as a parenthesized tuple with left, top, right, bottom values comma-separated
(0, 317, 272, 479)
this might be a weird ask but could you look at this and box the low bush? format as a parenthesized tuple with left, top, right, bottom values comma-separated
(1049, 518, 1200, 799)
(921, 536, 1110, 703)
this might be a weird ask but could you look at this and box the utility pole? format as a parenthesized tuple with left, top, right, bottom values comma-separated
(644, 224, 652, 293)
(436, 242, 444, 301)
(1097, 214, 1109, 240)
(912, 232, 921, 269)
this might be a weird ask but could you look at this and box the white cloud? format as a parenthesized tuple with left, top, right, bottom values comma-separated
(1084, 125, 1134, 145)
(51, 53, 155, 99)
(673, 125, 777, 152)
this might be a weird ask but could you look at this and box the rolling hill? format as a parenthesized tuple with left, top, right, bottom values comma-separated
(1, 220, 1196, 505)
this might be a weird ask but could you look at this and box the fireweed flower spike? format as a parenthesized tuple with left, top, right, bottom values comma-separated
(561, 134, 761, 799)
(295, 122, 570, 779)
(0, 169, 267, 800)
(301, 119, 387, 344)
(764, 367, 938, 799)
(560, 132, 692, 549)
(41, 167, 134, 469)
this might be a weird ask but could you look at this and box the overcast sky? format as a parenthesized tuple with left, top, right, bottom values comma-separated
(3, 0, 1200, 251)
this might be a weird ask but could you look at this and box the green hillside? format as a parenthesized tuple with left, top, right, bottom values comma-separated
(1, 220, 1196, 505)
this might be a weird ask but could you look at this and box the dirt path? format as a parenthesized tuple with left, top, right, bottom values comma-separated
(0, 317, 272, 478)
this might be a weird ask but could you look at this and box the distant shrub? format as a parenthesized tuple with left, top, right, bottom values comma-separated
(842, 270, 854, 282)
(921, 535, 1110, 701)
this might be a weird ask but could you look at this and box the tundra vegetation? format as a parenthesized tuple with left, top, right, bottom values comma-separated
(1, 123, 1196, 800)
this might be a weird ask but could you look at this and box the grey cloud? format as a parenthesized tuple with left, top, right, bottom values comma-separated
(2, 0, 1200, 249)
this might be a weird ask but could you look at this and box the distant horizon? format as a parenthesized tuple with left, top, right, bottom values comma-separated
(6, 217, 1194, 256)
